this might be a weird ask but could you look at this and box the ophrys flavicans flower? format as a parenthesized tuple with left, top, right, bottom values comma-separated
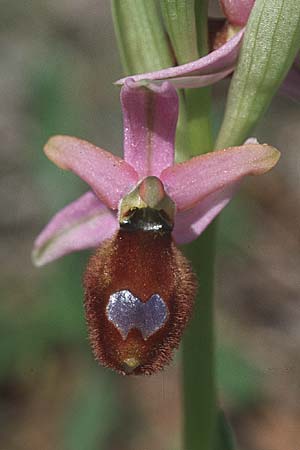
(33, 80, 280, 375)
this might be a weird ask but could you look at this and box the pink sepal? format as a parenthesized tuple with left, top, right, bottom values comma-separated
(116, 30, 244, 89)
(32, 192, 118, 266)
(44, 135, 139, 209)
(161, 143, 280, 211)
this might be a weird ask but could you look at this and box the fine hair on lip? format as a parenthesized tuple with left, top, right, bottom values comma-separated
(83, 229, 197, 375)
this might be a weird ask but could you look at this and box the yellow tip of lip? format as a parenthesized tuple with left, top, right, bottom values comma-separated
(123, 357, 140, 373)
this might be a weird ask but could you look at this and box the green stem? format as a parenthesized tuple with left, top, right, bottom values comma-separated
(183, 0, 212, 157)
(184, 87, 213, 157)
(181, 1, 217, 448)
(183, 223, 217, 450)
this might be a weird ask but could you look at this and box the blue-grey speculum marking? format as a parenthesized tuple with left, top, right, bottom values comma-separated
(106, 290, 169, 340)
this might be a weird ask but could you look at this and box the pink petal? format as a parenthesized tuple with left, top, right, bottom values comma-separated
(32, 192, 118, 266)
(121, 79, 178, 178)
(44, 136, 139, 209)
(161, 143, 280, 211)
(220, 0, 255, 26)
(116, 30, 244, 89)
(172, 185, 236, 244)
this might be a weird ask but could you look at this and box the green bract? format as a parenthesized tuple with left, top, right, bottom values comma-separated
(216, 0, 300, 149)
(160, 0, 199, 64)
(111, 0, 173, 74)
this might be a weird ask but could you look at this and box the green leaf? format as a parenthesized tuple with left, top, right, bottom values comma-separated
(160, 0, 199, 64)
(111, 0, 173, 75)
(216, 0, 300, 149)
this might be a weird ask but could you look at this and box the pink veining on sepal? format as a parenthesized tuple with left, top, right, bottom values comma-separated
(32, 192, 118, 266)
(121, 79, 177, 177)
(116, 30, 244, 89)
(161, 144, 280, 211)
(220, 0, 255, 26)
(44, 136, 139, 209)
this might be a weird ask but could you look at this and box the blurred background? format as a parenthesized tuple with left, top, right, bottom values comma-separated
(1, 1, 300, 449)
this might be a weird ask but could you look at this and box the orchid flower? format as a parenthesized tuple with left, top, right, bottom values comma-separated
(33, 79, 280, 374)
(115, 0, 300, 99)
(33, 80, 279, 267)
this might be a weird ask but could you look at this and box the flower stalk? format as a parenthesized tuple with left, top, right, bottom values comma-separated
(183, 224, 217, 450)
(185, 0, 212, 156)
(162, 2, 217, 448)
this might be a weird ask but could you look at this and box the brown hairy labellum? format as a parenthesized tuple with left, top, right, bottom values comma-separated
(84, 229, 197, 375)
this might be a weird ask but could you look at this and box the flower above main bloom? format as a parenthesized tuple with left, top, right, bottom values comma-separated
(115, 0, 299, 101)
(32, 79, 280, 267)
